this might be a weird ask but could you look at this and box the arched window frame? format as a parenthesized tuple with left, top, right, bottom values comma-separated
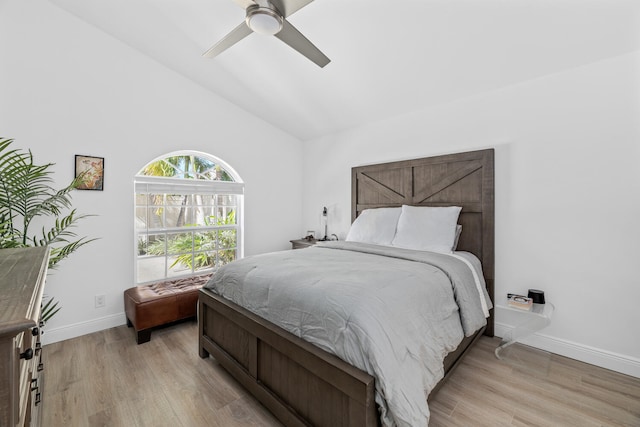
(134, 150, 244, 284)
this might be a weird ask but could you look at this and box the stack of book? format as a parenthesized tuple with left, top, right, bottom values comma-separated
(507, 293, 533, 311)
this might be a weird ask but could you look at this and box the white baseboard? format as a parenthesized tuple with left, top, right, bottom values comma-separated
(42, 312, 127, 345)
(495, 322, 640, 379)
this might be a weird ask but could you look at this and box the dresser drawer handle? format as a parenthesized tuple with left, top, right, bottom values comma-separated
(35, 392, 41, 406)
(20, 348, 33, 360)
(38, 362, 44, 372)
(32, 327, 39, 336)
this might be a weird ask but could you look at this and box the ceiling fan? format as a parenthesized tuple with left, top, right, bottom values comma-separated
(203, 0, 330, 67)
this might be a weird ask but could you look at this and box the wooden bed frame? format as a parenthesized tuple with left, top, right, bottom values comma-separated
(198, 148, 494, 427)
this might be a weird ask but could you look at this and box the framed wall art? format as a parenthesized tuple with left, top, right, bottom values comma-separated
(75, 155, 104, 191)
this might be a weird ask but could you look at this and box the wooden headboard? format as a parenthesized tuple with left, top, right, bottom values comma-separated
(351, 149, 495, 336)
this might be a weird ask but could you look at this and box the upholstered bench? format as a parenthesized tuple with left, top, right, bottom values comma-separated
(124, 274, 212, 344)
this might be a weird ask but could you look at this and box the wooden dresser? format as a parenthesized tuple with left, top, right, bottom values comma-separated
(0, 247, 50, 427)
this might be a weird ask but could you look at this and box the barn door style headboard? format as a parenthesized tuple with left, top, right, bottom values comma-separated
(351, 149, 495, 335)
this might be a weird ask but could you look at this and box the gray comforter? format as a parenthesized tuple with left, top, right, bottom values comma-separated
(204, 241, 489, 426)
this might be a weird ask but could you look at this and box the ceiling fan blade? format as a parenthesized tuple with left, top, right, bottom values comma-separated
(232, 0, 256, 9)
(203, 22, 253, 58)
(269, 0, 313, 17)
(275, 19, 330, 67)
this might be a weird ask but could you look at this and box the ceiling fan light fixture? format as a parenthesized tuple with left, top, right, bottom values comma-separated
(203, 0, 329, 67)
(246, 6, 283, 35)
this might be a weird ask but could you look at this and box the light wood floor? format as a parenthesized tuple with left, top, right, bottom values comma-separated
(43, 321, 640, 426)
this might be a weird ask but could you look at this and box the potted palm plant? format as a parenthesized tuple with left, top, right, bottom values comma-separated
(0, 137, 95, 321)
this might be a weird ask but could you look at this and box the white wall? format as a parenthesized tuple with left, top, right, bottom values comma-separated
(0, 0, 302, 343)
(2, 0, 638, 379)
(301, 51, 640, 377)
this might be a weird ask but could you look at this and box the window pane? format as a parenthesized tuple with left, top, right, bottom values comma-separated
(135, 193, 149, 206)
(194, 231, 217, 252)
(168, 255, 191, 277)
(147, 195, 166, 228)
(218, 229, 237, 249)
(166, 232, 193, 255)
(137, 256, 166, 283)
(217, 194, 236, 206)
(164, 195, 187, 228)
(146, 233, 167, 255)
(198, 194, 215, 205)
(194, 251, 215, 270)
(148, 194, 164, 206)
(217, 207, 236, 226)
(137, 235, 149, 256)
(135, 207, 148, 230)
(180, 205, 195, 226)
(138, 194, 155, 205)
(217, 249, 236, 266)
(139, 155, 236, 182)
(192, 206, 216, 227)
(146, 207, 164, 229)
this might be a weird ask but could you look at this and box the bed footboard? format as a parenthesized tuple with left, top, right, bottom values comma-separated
(198, 288, 379, 427)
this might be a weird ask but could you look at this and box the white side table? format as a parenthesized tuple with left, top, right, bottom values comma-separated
(495, 301, 554, 359)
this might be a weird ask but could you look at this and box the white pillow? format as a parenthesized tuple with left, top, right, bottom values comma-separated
(391, 205, 462, 253)
(452, 224, 463, 251)
(345, 207, 401, 246)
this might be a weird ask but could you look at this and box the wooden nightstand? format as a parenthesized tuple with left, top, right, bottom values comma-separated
(290, 238, 317, 249)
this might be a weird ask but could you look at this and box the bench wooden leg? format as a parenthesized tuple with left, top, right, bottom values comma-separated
(126, 318, 133, 328)
(136, 329, 152, 345)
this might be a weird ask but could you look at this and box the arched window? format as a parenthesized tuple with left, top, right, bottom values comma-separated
(134, 151, 243, 284)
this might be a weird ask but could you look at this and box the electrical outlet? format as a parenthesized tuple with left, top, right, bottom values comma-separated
(95, 294, 106, 308)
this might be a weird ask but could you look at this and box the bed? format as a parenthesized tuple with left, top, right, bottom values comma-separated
(198, 148, 494, 426)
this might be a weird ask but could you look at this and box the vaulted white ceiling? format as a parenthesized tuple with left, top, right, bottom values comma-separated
(50, 0, 640, 140)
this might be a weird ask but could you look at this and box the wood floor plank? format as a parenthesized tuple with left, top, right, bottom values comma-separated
(430, 337, 640, 427)
(81, 331, 116, 418)
(43, 322, 640, 426)
(46, 385, 89, 426)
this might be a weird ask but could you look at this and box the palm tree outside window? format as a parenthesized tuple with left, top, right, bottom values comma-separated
(134, 151, 244, 284)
